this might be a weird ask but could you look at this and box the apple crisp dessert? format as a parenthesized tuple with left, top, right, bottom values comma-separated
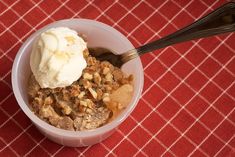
(28, 49, 133, 131)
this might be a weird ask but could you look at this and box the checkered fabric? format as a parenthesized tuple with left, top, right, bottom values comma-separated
(0, 0, 234, 156)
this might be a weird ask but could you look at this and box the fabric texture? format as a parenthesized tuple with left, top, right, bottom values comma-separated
(0, 0, 234, 156)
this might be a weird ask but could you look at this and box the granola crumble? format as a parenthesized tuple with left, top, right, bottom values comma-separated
(28, 49, 133, 131)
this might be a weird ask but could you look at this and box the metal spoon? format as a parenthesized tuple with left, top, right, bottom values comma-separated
(89, 2, 235, 68)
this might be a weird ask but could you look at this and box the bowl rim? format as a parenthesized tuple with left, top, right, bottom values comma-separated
(12, 18, 144, 138)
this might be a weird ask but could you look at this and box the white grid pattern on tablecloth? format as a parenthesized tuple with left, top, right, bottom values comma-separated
(0, 0, 234, 156)
(103, 1, 234, 157)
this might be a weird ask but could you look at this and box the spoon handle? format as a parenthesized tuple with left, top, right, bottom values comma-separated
(133, 2, 235, 56)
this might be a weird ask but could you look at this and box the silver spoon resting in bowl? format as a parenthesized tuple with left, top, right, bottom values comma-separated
(89, 2, 235, 68)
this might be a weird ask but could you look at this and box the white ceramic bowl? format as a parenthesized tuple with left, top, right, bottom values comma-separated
(12, 19, 144, 147)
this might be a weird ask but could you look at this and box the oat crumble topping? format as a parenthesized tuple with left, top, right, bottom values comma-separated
(28, 49, 133, 131)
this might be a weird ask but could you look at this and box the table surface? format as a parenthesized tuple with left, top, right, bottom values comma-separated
(0, 0, 235, 157)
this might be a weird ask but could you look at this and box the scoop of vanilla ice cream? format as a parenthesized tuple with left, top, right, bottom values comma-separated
(30, 27, 87, 88)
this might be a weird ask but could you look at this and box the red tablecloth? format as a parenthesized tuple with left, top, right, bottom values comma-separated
(0, 0, 234, 156)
